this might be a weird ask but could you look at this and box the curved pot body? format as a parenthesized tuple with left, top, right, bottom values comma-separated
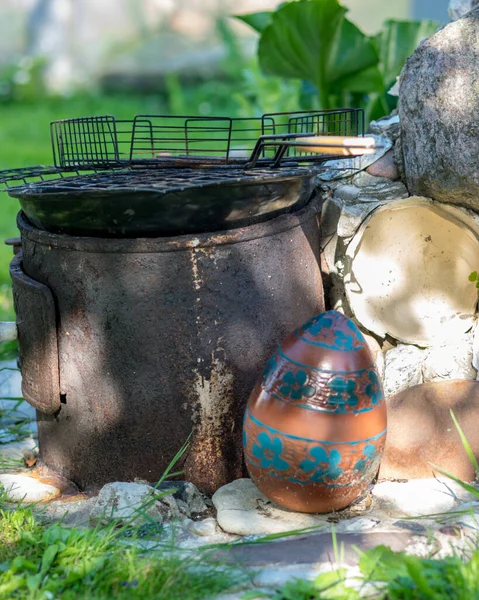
(244, 310, 387, 513)
(14, 197, 324, 494)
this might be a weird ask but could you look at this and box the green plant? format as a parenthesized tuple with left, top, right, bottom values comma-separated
(469, 271, 479, 289)
(236, 0, 438, 121)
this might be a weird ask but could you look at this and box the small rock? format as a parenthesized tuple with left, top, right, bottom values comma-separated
(383, 344, 426, 398)
(379, 380, 479, 481)
(0, 436, 37, 461)
(393, 520, 427, 533)
(212, 479, 329, 536)
(366, 151, 400, 181)
(0, 473, 61, 503)
(372, 479, 466, 516)
(155, 481, 210, 518)
(89, 481, 181, 525)
(423, 335, 477, 382)
(355, 180, 408, 202)
(368, 114, 401, 141)
(334, 184, 361, 203)
(187, 517, 218, 537)
(40, 496, 98, 527)
(317, 135, 392, 181)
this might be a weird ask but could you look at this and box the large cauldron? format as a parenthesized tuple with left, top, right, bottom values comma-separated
(11, 197, 324, 493)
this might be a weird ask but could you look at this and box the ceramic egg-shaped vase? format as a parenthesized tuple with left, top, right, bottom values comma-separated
(243, 310, 387, 513)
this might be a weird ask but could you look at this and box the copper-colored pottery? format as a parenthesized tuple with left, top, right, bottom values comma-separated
(243, 310, 387, 513)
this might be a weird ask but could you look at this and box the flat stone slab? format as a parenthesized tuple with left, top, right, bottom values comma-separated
(212, 479, 331, 536)
(220, 531, 419, 567)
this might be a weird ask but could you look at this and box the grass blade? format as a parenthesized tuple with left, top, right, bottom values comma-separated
(450, 409, 479, 475)
(429, 463, 479, 499)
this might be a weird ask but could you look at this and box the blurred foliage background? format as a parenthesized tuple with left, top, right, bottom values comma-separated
(0, 0, 449, 320)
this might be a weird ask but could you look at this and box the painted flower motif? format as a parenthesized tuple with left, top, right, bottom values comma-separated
(303, 314, 333, 336)
(252, 432, 289, 471)
(300, 446, 343, 482)
(262, 354, 278, 382)
(365, 371, 383, 406)
(333, 330, 355, 351)
(354, 444, 377, 472)
(279, 370, 315, 400)
(327, 377, 359, 410)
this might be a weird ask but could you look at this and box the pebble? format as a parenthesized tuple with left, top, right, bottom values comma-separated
(0, 473, 61, 503)
(187, 517, 218, 537)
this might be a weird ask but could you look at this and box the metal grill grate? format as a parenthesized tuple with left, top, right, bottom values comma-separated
(50, 109, 364, 169)
(7, 166, 319, 196)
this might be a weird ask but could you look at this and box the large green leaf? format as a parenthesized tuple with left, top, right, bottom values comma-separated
(258, 0, 379, 108)
(373, 19, 439, 91)
(235, 12, 273, 34)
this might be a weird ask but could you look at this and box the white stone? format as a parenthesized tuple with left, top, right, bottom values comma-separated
(372, 479, 472, 517)
(473, 323, 479, 379)
(187, 517, 218, 537)
(317, 135, 392, 182)
(212, 479, 329, 536)
(368, 114, 400, 135)
(383, 344, 426, 398)
(0, 473, 61, 503)
(423, 335, 477, 382)
(89, 481, 181, 525)
(1, 436, 38, 461)
(40, 496, 98, 526)
(344, 197, 479, 346)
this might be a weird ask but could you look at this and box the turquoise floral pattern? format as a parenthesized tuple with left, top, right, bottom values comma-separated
(365, 371, 383, 406)
(300, 447, 343, 482)
(244, 408, 387, 489)
(354, 444, 377, 472)
(279, 370, 315, 400)
(327, 377, 359, 410)
(252, 432, 289, 471)
(300, 311, 365, 351)
(303, 314, 333, 336)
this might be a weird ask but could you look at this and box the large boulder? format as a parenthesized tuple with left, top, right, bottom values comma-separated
(379, 380, 479, 481)
(343, 197, 479, 346)
(400, 8, 479, 210)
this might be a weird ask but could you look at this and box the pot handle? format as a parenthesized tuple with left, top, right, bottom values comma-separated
(245, 133, 377, 168)
(10, 255, 61, 414)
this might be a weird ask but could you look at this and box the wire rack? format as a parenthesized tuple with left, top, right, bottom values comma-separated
(6, 166, 320, 196)
(50, 109, 364, 170)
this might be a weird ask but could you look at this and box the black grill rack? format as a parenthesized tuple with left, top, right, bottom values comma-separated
(6, 166, 319, 196)
(50, 109, 364, 170)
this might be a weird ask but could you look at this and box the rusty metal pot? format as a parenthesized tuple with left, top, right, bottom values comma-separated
(11, 196, 325, 494)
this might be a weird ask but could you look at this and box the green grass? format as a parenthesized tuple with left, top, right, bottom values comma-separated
(0, 500, 240, 599)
